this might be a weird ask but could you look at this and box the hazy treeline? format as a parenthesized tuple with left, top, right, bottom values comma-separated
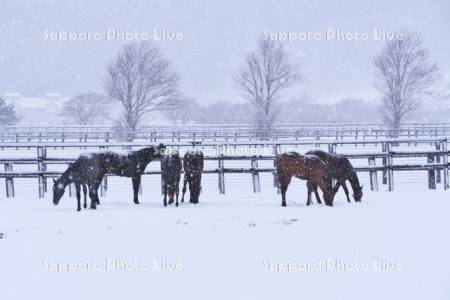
(167, 98, 379, 124)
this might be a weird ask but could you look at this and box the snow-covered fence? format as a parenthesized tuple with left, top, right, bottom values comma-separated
(1, 123, 450, 145)
(0, 138, 448, 198)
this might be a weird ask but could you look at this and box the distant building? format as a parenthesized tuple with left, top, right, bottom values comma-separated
(2, 93, 69, 126)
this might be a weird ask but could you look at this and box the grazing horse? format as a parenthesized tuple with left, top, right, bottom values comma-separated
(181, 150, 204, 204)
(52, 168, 91, 211)
(161, 151, 182, 207)
(276, 152, 334, 207)
(305, 149, 363, 203)
(53, 144, 165, 211)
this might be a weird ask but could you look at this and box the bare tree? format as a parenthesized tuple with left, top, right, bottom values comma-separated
(0, 97, 19, 125)
(374, 34, 439, 131)
(61, 93, 110, 125)
(105, 41, 181, 131)
(234, 37, 300, 132)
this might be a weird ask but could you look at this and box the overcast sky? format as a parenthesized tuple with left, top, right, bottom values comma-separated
(0, 0, 449, 104)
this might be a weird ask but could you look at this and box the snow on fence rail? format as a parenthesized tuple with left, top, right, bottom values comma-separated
(0, 138, 448, 198)
(1, 123, 450, 144)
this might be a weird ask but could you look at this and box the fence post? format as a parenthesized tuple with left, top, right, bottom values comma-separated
(368, 157, 378, 191)
(328, 143, 336, 154)
(382, 142, 387, 185)
(328, 143, 337, 188)
(435, 142, 441, 183)
(4, 163, 14, 197)
(251, 156, 261, 193)
(218, 146, 225, 194)
(387, 142, 394, 191)
(315, 130, 320, 147)
(68, 182, 74, 197)
(427, 154, 436, 190)
(100, 176, 108, 197)
(37, 146, 46, 198)
(272, 144, 280, 193)
(105, 132, 110, 149)
(442, 139, 449, 190)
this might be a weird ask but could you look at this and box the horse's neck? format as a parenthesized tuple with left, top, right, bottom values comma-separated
(134, 149, 154, 165)
(348, 170, 360, 192)
(61, 169, 73, 187)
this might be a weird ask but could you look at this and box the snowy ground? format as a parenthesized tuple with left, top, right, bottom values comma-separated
(0, 178, 449, 300)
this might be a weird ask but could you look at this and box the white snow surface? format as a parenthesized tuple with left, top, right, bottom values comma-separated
(0, 182, 449, 300)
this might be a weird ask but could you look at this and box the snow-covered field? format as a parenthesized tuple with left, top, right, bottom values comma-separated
(0, 178, 449, 300)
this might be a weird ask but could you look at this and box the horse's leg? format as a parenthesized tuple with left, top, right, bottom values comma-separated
(96, 183, 100, 205)
(88, 184, 98, 210)
(175, 184, 179, 207)
(306, 181, 313, 206)
(342, 181, 351, 203)
(280, 177, 291, 207)
(82, 184, 87, 209)
(181, 174, 188, 203)
(313, 183, 322, 204)
(132, 176, 141, 204)
(75, 183, 81, 212)
(163, 185, 167, 207)
(188, 179, 194, 203)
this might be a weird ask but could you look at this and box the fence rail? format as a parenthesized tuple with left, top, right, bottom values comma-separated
(2, 122, 450, 144)
(0, 138, 448, 198)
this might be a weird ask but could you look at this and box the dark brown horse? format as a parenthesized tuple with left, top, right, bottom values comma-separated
(276, 152, 334, 207)
(305, 149, 363, 203)
(53, 144, 165, 211)
(181, 150, 204, 204)
(161, 151, 182, 207)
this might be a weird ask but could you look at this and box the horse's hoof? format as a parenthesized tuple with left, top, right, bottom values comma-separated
(176, 202, 179, 207)
(83, 205, 87, 209)
(134, 200, 140, 205)
(77, 208, 81, 212)
(281, 202, 286, 207)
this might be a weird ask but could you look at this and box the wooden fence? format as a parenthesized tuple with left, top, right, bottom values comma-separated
(0, 138, 448, 198)
(2, 123, 450, 144)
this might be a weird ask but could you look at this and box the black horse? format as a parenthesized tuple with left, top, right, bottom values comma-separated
(161, 150, 182, 207)
(305, 149, 363, 203)
(181, 150, 204, 204)
(53, 144, 165, 211)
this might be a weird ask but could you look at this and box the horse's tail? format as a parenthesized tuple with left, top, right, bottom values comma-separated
(275, 155, 283, 189)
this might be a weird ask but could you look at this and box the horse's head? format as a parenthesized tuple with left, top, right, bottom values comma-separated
(155, 143, 166, 158)
(52, 178, 66, 205)
(353, 185, 363, 202)
(324, 191, 334, 207)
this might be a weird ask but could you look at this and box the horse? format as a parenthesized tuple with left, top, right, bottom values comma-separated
(276, 152, 335, 207)
(161, 150, 182, 207)
(305, 149, 363, 203)
(52, 144, 165, 211)
(52, 168, 91, 211)
(181, 150, 204, 204)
